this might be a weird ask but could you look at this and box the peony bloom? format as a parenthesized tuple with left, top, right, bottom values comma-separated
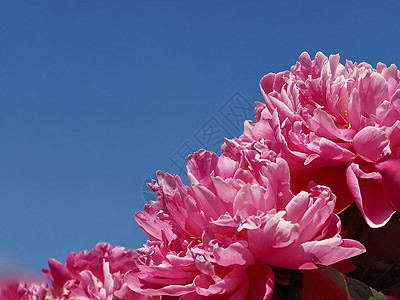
(0, 281, 48, 300)
(126, 239, 275, 299)
(126, 145, 365, 299)
(42, 242, 153, 300)
(243, 52, 400, 227)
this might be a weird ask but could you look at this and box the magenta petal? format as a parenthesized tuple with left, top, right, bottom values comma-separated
(194, 274, 222, 295)
(244, 119, 275, 141)
(46, 258, 72, 285)
(271, 217, 300, 248)
(78, 270, 98, 292)
(284, 191, 310, 223)
(212, 176, 237, 209)
(387, 120, 400, 153)
(247, 262, 275, 300)
(265, 94, 294, 122)
(352, 126, 391, 162)
(216, 155, 240, 180)
(260, 72, 288, 96)
(319, 137, 356, 163)
(346, 162, 395, 227)
(309, 108, 348, 141)
(259, 236, 365, 270)
(347, 89, 361, 132)
(376, 156, 400, 210)
(193, 268, 247, 296)
(135, 207, 177, 242)
(187, 150, 219, 188)
(192, 184, 224, 220)
(302, 238, 366, 267)
(289, 187, 335, 243)
(359, 71, 389, 116)
(125, 270, 195, 296)
(233, 184, 259, 218)
(248, 211, 300, 257)
(213, 241, 255, 267)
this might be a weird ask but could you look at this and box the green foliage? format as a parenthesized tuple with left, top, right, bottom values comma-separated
(315, 263, 388, 300)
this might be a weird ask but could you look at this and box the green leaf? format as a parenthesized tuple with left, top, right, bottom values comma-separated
(345, 277, 388, 300)
(314, 262, 389, 300)
(315, 263, 350, 299)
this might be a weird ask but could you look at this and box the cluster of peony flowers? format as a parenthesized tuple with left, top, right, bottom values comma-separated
(1, 52, 399, 299)
(244, 52, 400, 228)
(0, 281, 48, 300)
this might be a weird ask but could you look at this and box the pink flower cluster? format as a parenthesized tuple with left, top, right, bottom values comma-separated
(125, 144, 365, 298)
(0, 281, 48, 300)
(42, 243, 153, 300)
(1, 52, 399, 299)
(244, 52, 400, 227)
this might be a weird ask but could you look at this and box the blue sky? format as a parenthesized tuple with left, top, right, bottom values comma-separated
(1, 1, 399, 275)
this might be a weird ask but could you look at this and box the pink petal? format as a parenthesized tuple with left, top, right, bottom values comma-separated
(352, 126, 391, 162)
(346, 162, 395, 227)
(359, 71, 389, 116)
(193, 268, 247, 296)
(347, 89, 361, 131)
(187, 150, 218, 188)
(215, 155, 239, 180)
(376, 156, 400, 210)
(46, 258, 72, 285)
(192, 184, 226, 220)
(260, 72, 287, 95)
(213, 241, 255, 267)
(135, 206, 177, 242)
(125, 271, 195, 297)
(302, 238, 365, 268)
(318, 137, 356, 163)
(309, 108, 349, 142)
(246, 262, 275, 300)
(233, 184, 259, 218)
(211, 176, 236, 210)
(248, 211, 300, 257)
(287, 159, 353, 214)
(386, 120, 400, 154)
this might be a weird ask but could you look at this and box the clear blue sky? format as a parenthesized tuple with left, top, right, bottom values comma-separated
(1, 1, 399, 275)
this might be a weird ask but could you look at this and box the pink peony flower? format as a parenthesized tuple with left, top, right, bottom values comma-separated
(243, 52, 400, 227)
(42, 242, 153, 300)
(0, 281, 48, 300)
(126, 239, 274, 299)
(126, 145, 365, 299)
